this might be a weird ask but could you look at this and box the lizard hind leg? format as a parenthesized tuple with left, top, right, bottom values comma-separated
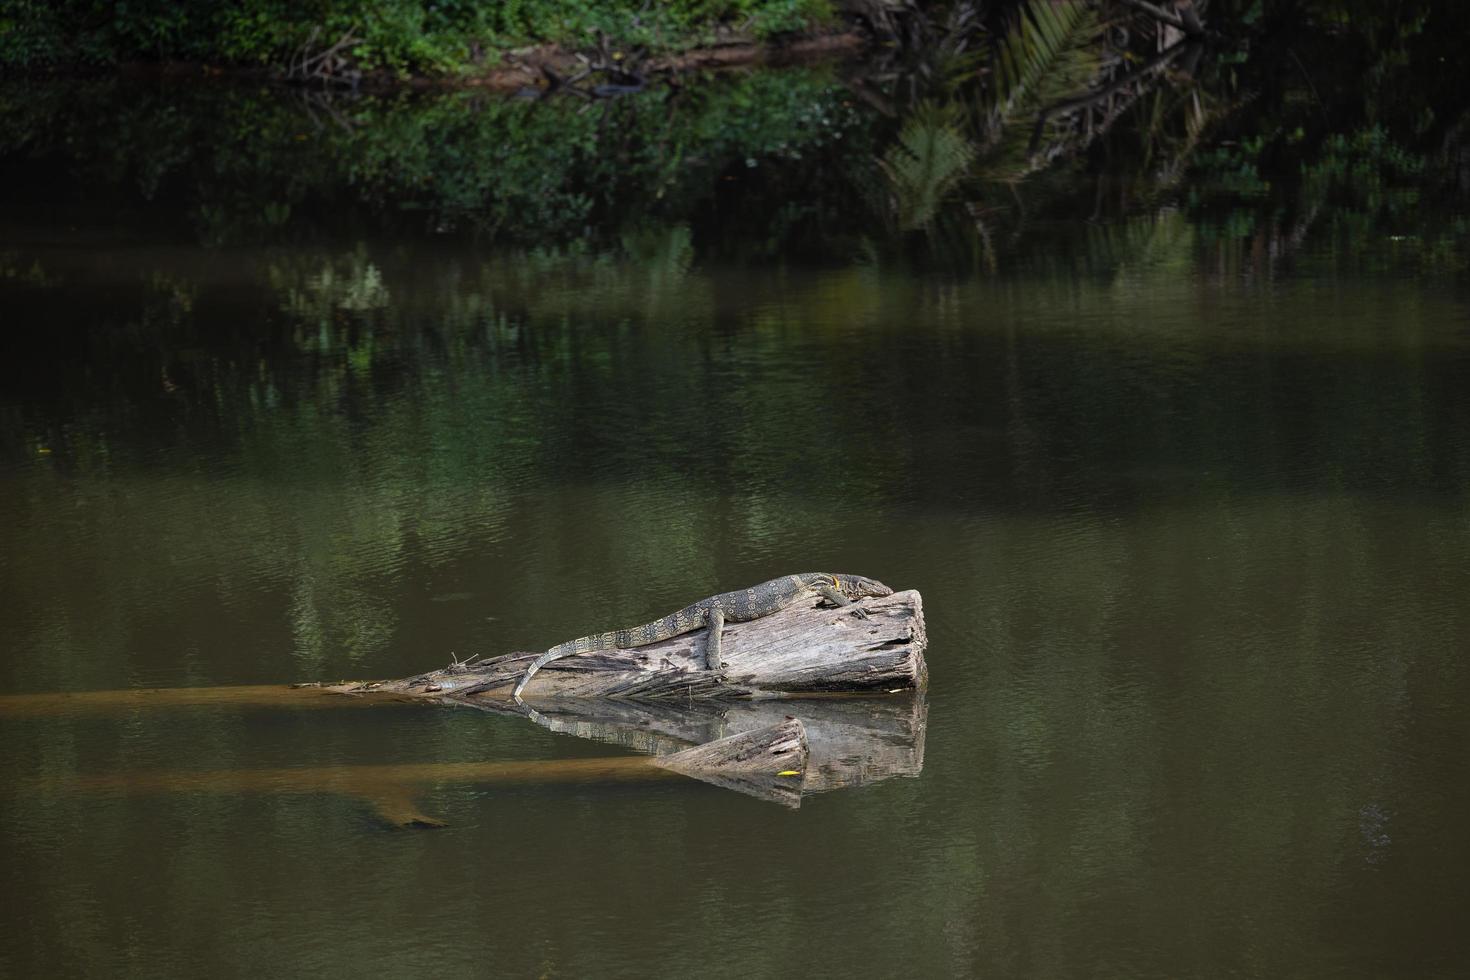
(703, 606, 725, 671)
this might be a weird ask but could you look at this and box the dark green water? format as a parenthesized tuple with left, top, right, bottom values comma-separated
(3, 77, 1470, 978)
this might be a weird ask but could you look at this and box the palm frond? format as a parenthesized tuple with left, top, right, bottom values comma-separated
(985, 1, 1100, 129)
(878, 102, 979, 231)
(977, 0, 1105, 177)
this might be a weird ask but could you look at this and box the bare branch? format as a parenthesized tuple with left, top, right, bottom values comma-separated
(1114, 0, 1201, 35)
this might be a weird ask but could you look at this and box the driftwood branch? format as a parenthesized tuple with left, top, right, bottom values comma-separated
(1175, 0, 1206, 36)
(285, 25, 363, 84)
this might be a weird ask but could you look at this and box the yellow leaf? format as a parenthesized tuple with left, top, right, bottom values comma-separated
(776, 770, 802, 777)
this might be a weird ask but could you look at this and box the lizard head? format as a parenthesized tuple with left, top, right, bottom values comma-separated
(833, 574, 894, 599)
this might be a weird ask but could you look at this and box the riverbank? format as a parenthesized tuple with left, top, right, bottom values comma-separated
(107, 30, 869, 92)
(0, 0, 866, 83)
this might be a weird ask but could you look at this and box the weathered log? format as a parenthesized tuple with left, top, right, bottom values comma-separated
(0, 591, 926, 718)
(25, 720, 812, 825)
(334, 588, 927, 703)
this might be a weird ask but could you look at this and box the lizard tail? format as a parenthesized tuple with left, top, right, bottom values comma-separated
(512, 631, 617, 701)
(511, 650, 560, 701)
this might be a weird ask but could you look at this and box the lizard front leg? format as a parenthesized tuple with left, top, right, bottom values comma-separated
(815, 585, 870, 619)
(704, 606, 725, 670)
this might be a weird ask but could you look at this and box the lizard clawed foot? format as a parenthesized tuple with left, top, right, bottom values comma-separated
(849, 607, 870, 620)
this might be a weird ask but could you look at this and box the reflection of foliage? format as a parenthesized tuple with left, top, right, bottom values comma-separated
(276, 248, 391, 320)
(4, 236, 1468, 691)
(0, 251, 60, 287)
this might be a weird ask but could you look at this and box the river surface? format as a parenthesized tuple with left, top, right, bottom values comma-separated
(2, 78, 1469, 978)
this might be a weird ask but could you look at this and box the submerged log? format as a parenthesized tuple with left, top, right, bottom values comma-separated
(0, 683, 381, 718)
(333, 588, 926, 703)
(27, 719, 812, 825)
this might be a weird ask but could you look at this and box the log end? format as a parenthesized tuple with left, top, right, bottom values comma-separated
(719, 588, 927, 693)
(651, 717, 809, 808)
(653, 717, 808, 776)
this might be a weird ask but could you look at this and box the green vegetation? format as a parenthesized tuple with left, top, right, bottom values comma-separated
(2, 0, 1467, 273)
(838, 0, 1470, 274)
(0, 70, 874, 253)
(0, 0, 835, 74)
